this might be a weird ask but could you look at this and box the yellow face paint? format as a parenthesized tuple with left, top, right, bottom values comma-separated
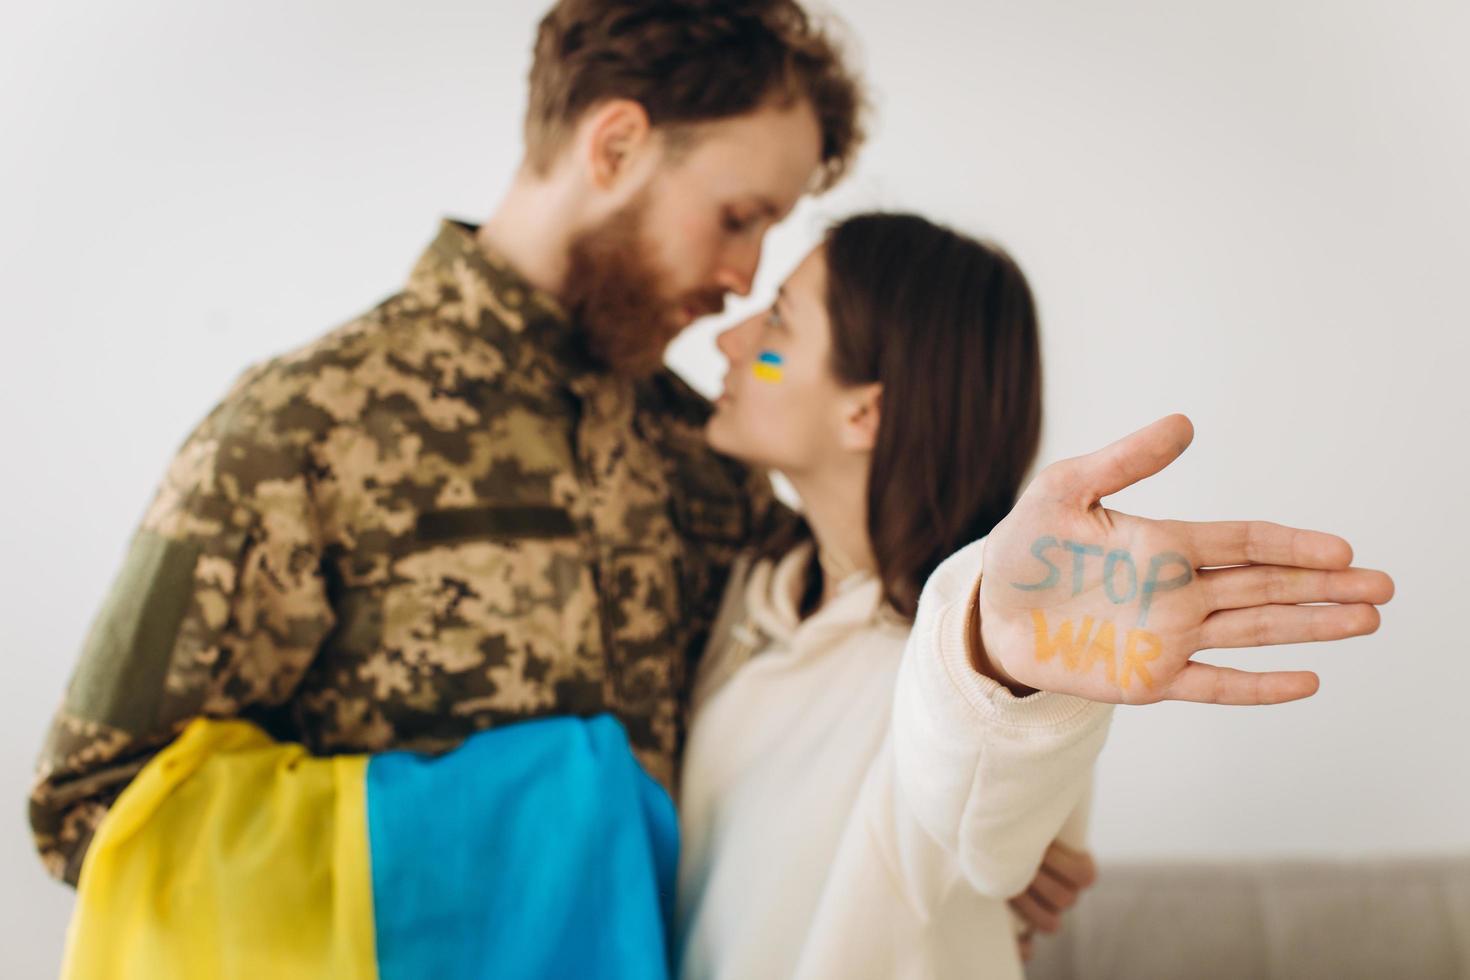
(752, 350, 784, 383)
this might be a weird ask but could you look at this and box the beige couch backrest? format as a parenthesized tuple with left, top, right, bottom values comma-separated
(1028, 857, 1470, 980)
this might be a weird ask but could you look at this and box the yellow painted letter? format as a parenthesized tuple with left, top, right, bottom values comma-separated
(1080, 620, 1119, 684)
(1032, 610, 1095, 669)
(1121, 629, 1163, 690)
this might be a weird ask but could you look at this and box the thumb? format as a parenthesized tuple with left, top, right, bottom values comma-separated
(1053, 414, 1195, 505)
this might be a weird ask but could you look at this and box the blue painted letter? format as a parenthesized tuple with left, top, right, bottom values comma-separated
(1064, 541, 1104, 596)
(1139, 552, 1192, 626)
(1103, 549, 1138, 604)
(1011, 536, 1062, 592)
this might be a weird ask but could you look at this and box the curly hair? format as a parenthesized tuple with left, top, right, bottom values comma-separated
(524, 0, 865, 192)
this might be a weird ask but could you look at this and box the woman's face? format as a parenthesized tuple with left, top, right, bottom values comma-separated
(706, 246, 859, 473)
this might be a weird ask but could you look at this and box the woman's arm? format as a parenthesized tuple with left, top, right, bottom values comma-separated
(875, 414, 1393, 911)
(884, 538, 1114, 903)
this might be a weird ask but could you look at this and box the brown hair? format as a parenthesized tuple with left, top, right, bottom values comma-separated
(524, 0, 865, 192)
(772, 213, 1045, 619)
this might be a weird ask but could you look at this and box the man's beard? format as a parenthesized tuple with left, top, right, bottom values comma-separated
(563, 192, 725, 379)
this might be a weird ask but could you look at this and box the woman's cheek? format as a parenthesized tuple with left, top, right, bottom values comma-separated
(749, 347, 788, 386)
(749, 360, 811, 450)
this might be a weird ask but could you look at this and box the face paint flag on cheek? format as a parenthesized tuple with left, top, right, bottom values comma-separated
(752, 350, 785, 383)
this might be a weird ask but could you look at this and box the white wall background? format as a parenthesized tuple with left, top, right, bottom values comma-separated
(2, 1, 1466, 975)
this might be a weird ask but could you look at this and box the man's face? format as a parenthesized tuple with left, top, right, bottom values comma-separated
(567, 98, 823, 378)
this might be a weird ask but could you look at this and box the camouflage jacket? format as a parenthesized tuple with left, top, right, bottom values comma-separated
(31, 219, 778, 885)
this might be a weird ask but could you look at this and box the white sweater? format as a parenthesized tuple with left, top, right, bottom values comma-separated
(675, 538, 1115, 980)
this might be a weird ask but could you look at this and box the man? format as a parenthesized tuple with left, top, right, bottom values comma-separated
(32, 0, 862, 886)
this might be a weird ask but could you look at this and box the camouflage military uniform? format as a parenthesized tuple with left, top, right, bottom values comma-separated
(30, 219, 779, 886)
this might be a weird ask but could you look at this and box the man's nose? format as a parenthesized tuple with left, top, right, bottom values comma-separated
(714, 236, 763, 297)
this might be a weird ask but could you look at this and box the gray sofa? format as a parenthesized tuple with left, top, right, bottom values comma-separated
(1027, 857, 1470, 980)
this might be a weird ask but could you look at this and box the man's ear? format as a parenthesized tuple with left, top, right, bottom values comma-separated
(839, 383, 882, 452)
(581, 99, 654, 190)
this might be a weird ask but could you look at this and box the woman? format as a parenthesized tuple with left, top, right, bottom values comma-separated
(673, 211, 1394, 978)
(674, 211, 1097, 979)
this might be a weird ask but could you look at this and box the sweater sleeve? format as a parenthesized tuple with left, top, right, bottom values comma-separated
(886, 537, 1114, 903)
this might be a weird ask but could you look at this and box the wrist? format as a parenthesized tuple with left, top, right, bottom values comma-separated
(967, 578, 1038, 697)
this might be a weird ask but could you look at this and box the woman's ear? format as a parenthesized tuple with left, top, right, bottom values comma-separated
(839, 383, 882, 452)
(582, 99, 653, 190)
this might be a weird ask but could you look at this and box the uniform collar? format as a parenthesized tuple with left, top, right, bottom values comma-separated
(405, 218, 605, 394)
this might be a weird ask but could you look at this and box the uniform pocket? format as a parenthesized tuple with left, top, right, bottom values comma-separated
(310, 505, 605, 745)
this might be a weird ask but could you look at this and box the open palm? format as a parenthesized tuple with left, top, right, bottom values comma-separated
(977, 415, 1394, 705)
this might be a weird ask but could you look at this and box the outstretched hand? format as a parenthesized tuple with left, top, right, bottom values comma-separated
(975, 415, 1394, 705)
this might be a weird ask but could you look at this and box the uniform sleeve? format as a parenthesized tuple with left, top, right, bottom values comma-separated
(884, 538, 1114, 903)
(29, 368, 337, 885)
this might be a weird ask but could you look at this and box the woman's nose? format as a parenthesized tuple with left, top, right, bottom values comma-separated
(716, 314, 761, 362)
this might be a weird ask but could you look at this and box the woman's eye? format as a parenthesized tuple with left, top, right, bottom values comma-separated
(723, 212, 754, 235)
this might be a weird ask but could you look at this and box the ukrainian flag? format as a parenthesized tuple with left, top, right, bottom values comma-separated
(751, 351, 784, 383)
(62, 714, 677, 979)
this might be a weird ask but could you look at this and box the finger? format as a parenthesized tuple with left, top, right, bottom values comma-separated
(1181, 520, 1354, 569)
(1007, 894, 1040, 929)
(1045, 414, 1194, 504)
(1200, 602, 1381, 649)
(1019, 935, 1035, 962)
(1039, 842, 1097, 890)
(1201, 566, 1395, 612)
(1028, 870, 1081, 912)
(1164, 662, 1320, 705)
(1009, 892, 1062, 933)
